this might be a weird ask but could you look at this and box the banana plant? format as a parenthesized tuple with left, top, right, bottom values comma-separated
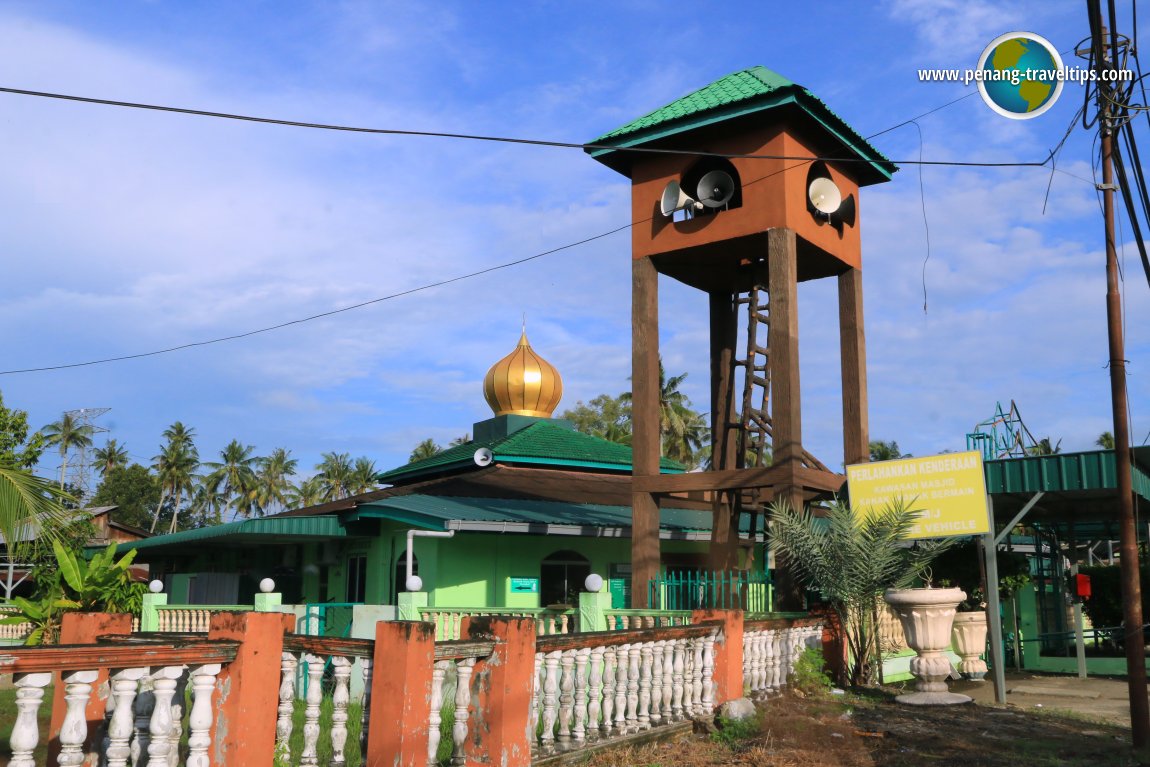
(1, 540, 145, 644)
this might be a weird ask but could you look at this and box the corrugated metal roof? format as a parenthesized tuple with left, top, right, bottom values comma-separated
(378, 420, 683, 484)
(985, 449, 1150, 500)
(116, 516, 348, 552)
(587, 66, 896, 182)
(353, 495, 746, 533)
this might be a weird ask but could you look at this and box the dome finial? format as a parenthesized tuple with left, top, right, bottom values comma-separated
(483, 325, 563, 417)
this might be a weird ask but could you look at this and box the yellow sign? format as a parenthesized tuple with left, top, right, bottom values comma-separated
(846, 451, 990, 539)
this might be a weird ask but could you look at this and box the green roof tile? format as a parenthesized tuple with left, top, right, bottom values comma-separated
(589, 66, 895, 183)
(378, 421, 683, 484)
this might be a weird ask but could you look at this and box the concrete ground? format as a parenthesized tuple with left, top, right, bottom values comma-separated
(950, 671, 1149, 726)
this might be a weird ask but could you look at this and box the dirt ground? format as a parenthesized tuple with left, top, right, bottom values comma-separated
(583, 685, 1144, 767)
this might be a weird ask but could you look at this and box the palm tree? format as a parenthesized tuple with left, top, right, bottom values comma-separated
(1097, 431, 1116, 450)
(287, 476, 326, 509)
(41, 412, 95, 488)
(93, 439, 130, 477)
(350, 457, 379, 496)
(623, 360, 706, 463)
(1029, 436, 1062, 456)
(255, 448, 299, 516)
(409, 439, 443, 463)
(186, 477, 228, 529)
(0, 463, 72, 562)
(315, 452, 354, 501)
(448, 434, 471, 447)
(204, 440, 259, 523)
(150, 440, 199, 533)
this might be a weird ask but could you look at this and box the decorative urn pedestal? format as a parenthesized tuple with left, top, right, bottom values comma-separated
(951, 611, 989, 681)
(883, 587, 972, 705)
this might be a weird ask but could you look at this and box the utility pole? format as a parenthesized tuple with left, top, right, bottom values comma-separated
(1090, 0, 1149, 750)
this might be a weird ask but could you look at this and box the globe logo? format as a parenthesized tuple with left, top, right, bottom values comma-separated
(977, 32, 1064, 119)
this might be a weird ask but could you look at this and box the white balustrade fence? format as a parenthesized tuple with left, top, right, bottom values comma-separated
(1, 640, 237, 767)
(603, 610, 693, 631)
(155, 606, 253, 633)
(742, 620, 823, 697)
(421, 608, 575, 641)
(529, 624, 720, 755)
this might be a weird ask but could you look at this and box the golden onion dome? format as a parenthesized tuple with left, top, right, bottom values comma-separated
(483, 329, 563, 417)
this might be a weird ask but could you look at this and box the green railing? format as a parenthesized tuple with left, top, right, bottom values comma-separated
(648, 570, 772, 613)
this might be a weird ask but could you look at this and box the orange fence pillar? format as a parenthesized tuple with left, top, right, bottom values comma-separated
(207, 612, 286, 767)
(462, 616, 535, 766)
(691, 609, 744, 705)
(48, 612, 133, 765)
(365, 620, 437, 767)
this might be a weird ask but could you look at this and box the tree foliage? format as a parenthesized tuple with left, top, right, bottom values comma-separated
(0, 462, 75, 563)
(768, 498, 955, 687)
(562, 394, 632, 445)
(0, 391, 46, 470)
(91, 464, 163, 531)
(409, 439, 443, 463)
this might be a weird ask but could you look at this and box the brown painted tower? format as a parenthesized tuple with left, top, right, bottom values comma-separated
(587, 66, 896, 607)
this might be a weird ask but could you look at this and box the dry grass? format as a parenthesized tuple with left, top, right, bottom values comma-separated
(581, 689, 1144, 767)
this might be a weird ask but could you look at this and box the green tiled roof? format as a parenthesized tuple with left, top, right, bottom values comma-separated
(352, 495, 751, 535)
(378, 420, 683, 485)
(588, 66, 896, 183)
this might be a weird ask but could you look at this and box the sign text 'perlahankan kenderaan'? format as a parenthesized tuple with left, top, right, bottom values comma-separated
(846, 450, 990, 539)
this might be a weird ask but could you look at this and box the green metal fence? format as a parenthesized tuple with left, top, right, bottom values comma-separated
(647, 570, 772, 612)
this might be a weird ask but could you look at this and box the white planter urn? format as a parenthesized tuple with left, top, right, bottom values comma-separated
(951, 611, 989, 681)
(883, 587, 971, 705)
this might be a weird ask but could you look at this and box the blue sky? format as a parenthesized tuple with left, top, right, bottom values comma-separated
(1, 1, 1146, 488)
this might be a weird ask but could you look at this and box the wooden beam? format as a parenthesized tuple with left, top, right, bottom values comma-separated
(634, 463, 844, 494)
(767, 229, 801, 463)
(709, 290, 740, 569)
(631, 256, 661, 608)
(838, 267, 869, 467)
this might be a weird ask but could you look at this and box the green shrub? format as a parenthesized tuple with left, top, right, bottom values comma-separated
(710, 714, 759, 750)
(789, 646, 833, 696)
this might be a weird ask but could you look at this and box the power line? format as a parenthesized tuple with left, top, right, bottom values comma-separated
(0, 223, 631, 375)
(0, 85, 1054, 168)
(0, 89, 1075, 377)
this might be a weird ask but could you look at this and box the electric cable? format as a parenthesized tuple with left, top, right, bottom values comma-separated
(0, 87, 1093, 376)
(0, 85, 1055, 169)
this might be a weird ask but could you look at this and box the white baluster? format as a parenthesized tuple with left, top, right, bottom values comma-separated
(360, 657, 373, 755)
(661, 639, 674, 721)
(600, 647, 616, 735)
(451, 658, 475, 765)
(756, 631, 768, 694)
(131, 674, 155, 767)
(649, 641, 663, 725)
(573, 648, 590, 742)
(167, 671, 189, 767)
(671, 639, 685, 720)
(276, 652, 299, 764)
(186, 664, 220, 767)
(702, 632, 716, 714)
(690, 636, 704, 716)
(625, 644, 640, 732)
(429, 660, 449, 766)
(613, 644, 627, 733)
(59, 668, 99, 766)
(638, 643, 652, 729)
(556, 650, 575, 745)
(330, 655, 352, 766)
(107, 668, 147, 767)
(587, 647, 603, 741)
(528, 653, 542, 748)
(768, 631, 781, 691)
(300, 654, 324, 767)
(540, 651, 560, 750)
(147, 666, 183, 766)
(742, 632, 752, 696)
(10, 672, 52, 767)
